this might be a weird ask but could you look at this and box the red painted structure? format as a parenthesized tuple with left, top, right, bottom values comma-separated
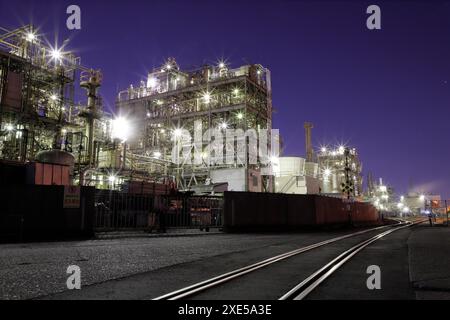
(223, 192, 380, 231)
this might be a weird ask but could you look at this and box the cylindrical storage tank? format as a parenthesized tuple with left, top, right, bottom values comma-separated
(279, 157, 305, 177)
(36, 150, 75, 167)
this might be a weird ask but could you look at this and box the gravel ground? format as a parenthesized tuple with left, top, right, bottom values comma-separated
(0, 232, 346, 300)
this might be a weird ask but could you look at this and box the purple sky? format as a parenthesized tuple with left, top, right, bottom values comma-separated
(1, 0, 449, 198)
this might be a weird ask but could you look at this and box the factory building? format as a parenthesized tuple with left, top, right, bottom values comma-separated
(273, 123, 362, 198)
(116, 58, 275, 193)
(273, 157, 320, 194)
(0, 23, 361, 199)
(317, 145, 363, 197)
(0, 24, 134, 189)
(0, 25, 277, 193)
(402, 193, 441, 216)
(366, 177, 395, 212)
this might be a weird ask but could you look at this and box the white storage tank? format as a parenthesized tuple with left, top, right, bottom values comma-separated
(278, 157, 305, 177)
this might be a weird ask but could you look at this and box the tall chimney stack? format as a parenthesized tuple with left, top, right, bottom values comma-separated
(304, 122, 314, 162)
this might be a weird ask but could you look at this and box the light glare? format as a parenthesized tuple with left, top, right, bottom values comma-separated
(112, 117, 131, 142)
(26, 32, 36, 42)
(51, 49, 62, 62)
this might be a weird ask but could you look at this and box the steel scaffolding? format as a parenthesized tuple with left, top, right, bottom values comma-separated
(116, 58, 274, 191)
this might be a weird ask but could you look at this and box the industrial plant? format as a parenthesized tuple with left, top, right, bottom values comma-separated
(0, 23, 370, 201)
(1, 1, 449, 304)
(116, 57, 275, 193)
(0, 24, 114, 189)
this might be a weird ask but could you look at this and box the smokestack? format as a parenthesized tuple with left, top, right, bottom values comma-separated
(304, 122, 314, 162)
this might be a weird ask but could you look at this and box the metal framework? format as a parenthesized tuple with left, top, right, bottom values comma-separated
(0, 25, 274, 193)
(317, 146, 363, 197)
(117, 58, 274, 191)
(0, 24, 114, 188)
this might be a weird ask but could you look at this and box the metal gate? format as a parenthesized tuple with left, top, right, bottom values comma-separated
(162, 195, 223, 229)
(94, 190, 154, 231)
(94, 190, 223, 231)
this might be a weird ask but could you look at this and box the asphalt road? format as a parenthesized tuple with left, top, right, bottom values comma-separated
(1, 224, 448, 300)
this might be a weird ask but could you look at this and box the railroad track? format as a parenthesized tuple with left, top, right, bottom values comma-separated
(153, 220, 424, 300)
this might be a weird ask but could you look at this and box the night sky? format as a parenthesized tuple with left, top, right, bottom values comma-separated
(1, 0, 449, 198)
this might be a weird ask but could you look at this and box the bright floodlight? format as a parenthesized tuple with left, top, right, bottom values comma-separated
(420, 194, 425, 201)
(233, 88, 240, 95)
(321, 147, 327, 153)
(26, 32, 36, 42)
(153, 151, 162, 159)
(50, 94, 58, 101)
(108, 175, 117, 183)
(219, 62, 225, 69)
(173, 128, 183, 138)
(397, 203, 404, 209)
(220, 122, 228, 130)
(51, 49, 62, 61)
(237, 112, 244, 120)
(203, 92, 211, 104)
(338, 146, 345, 155)
(112, 117, 131, 142)
(5, 124, 14, 131)
(402, 207, 410, 213)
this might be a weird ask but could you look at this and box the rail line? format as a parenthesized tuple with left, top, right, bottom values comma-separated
(279, 219, 425, 300)
(153, 220, 416, 300)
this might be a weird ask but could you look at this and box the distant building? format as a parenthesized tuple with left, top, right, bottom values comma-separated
(274, 157, 320, 194)
(404, 192, 441, 215)
(317, 146, 363, 197)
